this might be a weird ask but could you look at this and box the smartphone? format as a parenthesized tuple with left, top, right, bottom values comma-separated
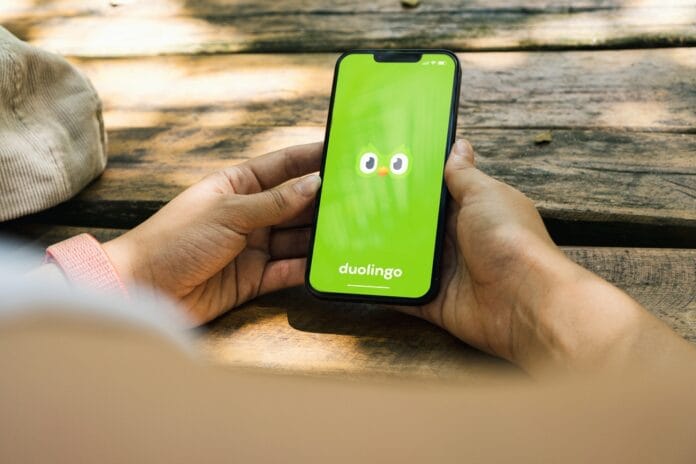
(306, 49, 461, 305)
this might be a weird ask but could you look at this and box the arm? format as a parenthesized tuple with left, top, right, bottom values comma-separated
(2, 305, 696, 462)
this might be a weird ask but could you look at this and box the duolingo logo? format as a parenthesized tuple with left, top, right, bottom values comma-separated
(339, 262, 403, 280)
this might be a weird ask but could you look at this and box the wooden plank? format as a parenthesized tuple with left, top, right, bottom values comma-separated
(68, 49, 696, 131)
(29, 127, 696, 247)
(4, 224, 695, 379)
(4, 224, 126, 250)
(2, 0, 695, 56)
(21, 50, 696, 244)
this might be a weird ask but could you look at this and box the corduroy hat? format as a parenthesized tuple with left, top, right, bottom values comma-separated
(0, 27, 107, 221)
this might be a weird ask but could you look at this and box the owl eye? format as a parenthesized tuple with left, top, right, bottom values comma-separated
(390, 153, 409, 175)
(359, 152, 378, 174)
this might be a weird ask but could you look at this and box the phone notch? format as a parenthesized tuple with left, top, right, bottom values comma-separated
(373, 51, 422, 63)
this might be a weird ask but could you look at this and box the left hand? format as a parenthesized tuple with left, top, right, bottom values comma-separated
(103, 143, 322, 325)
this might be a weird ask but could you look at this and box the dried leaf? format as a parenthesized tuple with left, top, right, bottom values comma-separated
(534, 131, 553, 145)
(401, 0, 421, 8)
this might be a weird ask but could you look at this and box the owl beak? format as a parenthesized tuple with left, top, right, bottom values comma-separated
(377, 166, 388, 177)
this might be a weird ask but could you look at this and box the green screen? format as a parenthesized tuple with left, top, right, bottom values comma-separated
(309, 52, 457, 299)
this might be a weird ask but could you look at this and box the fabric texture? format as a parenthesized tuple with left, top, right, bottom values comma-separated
(0, 26, 107, 221)
(46, 233, 128, 297)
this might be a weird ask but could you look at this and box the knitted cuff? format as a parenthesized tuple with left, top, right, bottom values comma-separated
(46, 233, 128, 297)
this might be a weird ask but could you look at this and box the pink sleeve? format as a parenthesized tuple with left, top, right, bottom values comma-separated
(45, 233, 129, 297)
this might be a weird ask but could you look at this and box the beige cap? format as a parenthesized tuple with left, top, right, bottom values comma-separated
(0, 27, 107, 222)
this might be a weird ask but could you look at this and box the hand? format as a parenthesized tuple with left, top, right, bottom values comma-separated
(398, 139, 689, 375)
(396, 138, 566, 367)
(103, 143, 322, 325)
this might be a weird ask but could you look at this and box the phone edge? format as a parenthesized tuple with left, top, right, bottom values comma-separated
(304, 49, 462, 306)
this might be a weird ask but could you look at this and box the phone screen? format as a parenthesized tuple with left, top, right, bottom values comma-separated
(308, 51, 459, 301)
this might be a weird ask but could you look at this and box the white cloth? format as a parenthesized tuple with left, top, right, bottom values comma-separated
(0, 238, 193, 346)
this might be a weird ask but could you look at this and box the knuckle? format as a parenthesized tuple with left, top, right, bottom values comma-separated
(498, 181, 536, 208)
(204, 170, 233, 193)
(275, 260, 293, 284)
(222, 196, 253, 234)
(267, 188, 288, 212)
(456, 177, 489, 206)
(220, 167, 246, 192)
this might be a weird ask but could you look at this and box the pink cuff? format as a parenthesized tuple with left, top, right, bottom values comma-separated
(46, 233, 128, 297)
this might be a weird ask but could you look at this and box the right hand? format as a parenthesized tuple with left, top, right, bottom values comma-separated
(397, 139, 667, 374)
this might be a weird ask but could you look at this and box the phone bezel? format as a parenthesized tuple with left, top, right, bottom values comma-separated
(305, 49, 461, 305)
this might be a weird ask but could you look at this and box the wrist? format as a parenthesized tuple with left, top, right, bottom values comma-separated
(508, 245, 646, 375)
(102, 233, 143, 288)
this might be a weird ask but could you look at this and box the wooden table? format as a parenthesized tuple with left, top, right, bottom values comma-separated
(2, 0, 694, 381)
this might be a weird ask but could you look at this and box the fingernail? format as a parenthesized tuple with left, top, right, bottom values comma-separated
(294, 174, 321, 196)
(452, 139, 467, 159)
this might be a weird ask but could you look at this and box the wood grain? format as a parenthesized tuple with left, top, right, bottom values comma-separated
(70, 49, 696, 131)
(20, 50, 696, 243)
(6, 224, 695, 379)
(2, 0, 695, 56)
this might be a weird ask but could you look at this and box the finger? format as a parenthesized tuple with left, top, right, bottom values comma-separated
(227, 142, 323, 194)
(452, 138, 476, 166)
(245, 226, 270, 252)
(231, 174, 322, 232)
(269, 227, 311, 259)
(273, 201, 316, 229)
(444, 139, 490, 205)
(258, 258, 306, 295)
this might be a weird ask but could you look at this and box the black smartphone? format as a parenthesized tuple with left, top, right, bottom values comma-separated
(306, 49, 461, 305)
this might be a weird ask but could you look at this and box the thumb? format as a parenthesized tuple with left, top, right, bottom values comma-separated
(444, 139, 487, 204)
(232, 174, 321, 232)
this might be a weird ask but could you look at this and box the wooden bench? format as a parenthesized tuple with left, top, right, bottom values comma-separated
(2, 0, 694, 380)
